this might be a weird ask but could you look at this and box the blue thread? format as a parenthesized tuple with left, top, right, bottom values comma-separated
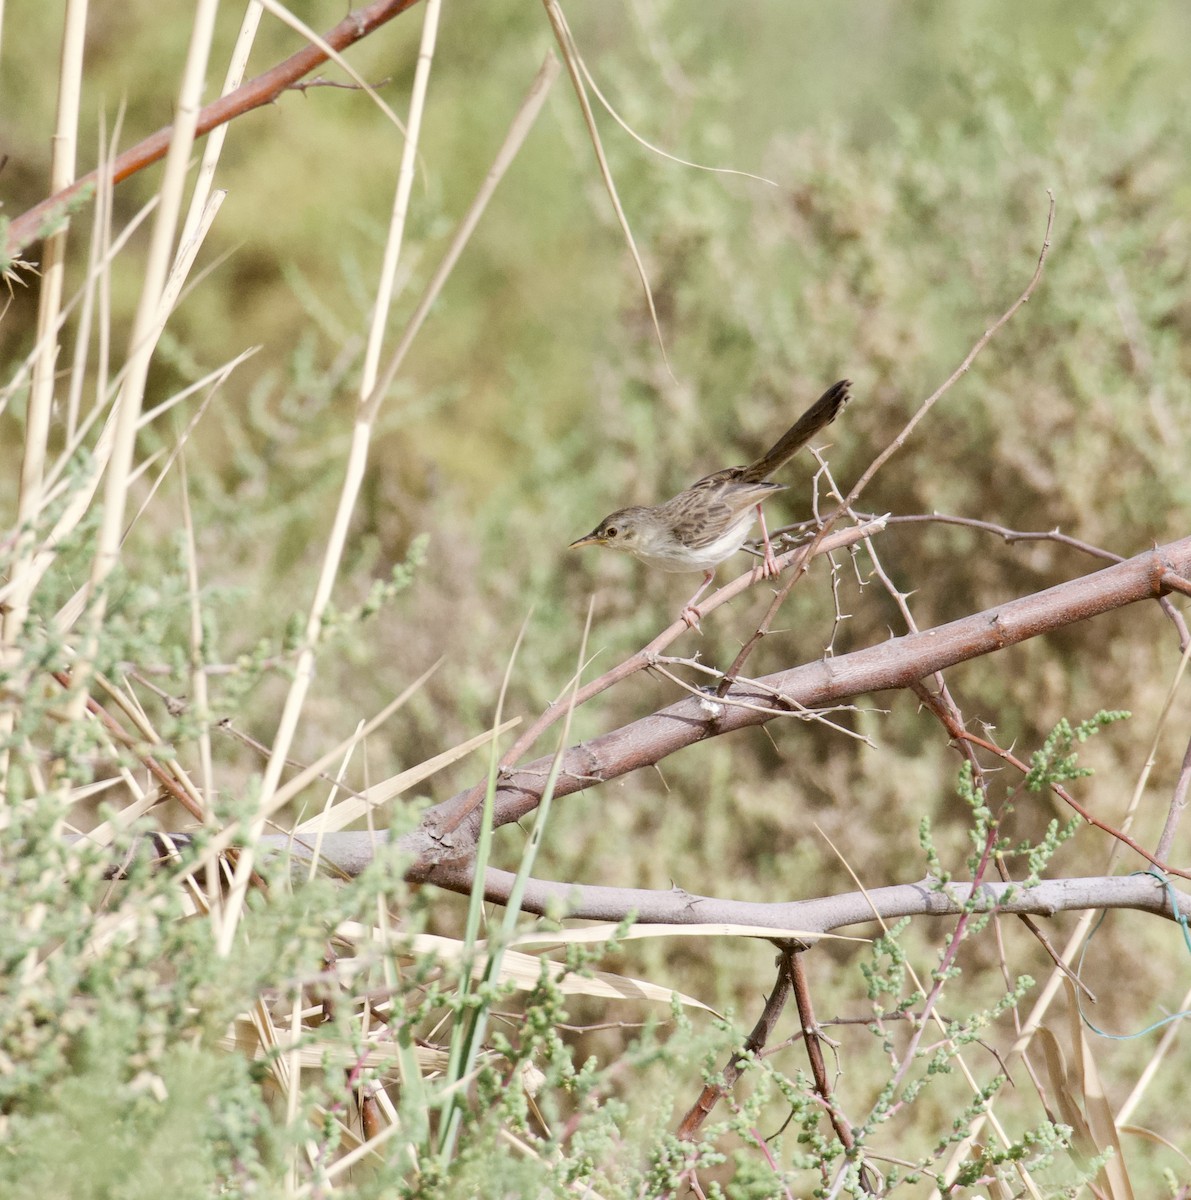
(1076, 868, 1191, 1039)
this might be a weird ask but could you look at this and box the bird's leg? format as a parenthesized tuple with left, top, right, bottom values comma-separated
(680, 570, 716, 629)
(754, 503, 781, 580)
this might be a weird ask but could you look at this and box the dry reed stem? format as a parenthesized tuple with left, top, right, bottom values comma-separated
(360, 0, 442, 395)
(543, 0, 672, 376)
(360, 51, 562, 421)
(71, 0, 222, 731)
(0, 0, 88, 791)
(215, 0, 447, 952)
(181, 2, 264, 251)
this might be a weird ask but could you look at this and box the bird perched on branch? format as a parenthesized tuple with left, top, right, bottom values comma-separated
(570, 380, 852, 627)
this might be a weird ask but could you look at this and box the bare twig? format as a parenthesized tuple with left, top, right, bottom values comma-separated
(859, 511, 987, 787)
(788, 951, 861, 1165)
(841, 194, 1056, 516)
(1155, 733, 1191, 863)
(645, 659, 873, 744)
(714, 196, 1057, 695)
(871, 511, 1125, 564)
(676, 946, 796, 1141)
(864, 510, 1191, 646)
(542, 0, 671, 374)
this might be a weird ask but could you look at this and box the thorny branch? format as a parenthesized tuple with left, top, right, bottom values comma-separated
(434, 519, 886, 840)
(414, 535, 1191, 872)
(432, 195, 1068, 856)
(864, 510, 1191, 646)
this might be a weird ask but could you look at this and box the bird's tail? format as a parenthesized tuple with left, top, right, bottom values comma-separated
(740, 379, 852, 483)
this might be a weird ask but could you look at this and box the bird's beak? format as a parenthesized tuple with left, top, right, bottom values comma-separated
(569, 531, 604, 550)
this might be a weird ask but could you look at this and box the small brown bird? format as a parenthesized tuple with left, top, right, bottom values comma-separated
(570, 380, 851, 626)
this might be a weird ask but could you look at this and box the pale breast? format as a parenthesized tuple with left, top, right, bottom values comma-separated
(632, 508, 758, 573)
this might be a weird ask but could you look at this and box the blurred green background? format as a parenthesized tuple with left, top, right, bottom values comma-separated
(4, 0, 1191, 1177)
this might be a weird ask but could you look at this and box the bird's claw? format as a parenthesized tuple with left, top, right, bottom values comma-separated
(751, 548, 781, 582)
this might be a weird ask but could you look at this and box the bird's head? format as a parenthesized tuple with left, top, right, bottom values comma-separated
(569, 507, 651, 554)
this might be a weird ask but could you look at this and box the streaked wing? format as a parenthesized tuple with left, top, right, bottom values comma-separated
(662, 476, 784, 551)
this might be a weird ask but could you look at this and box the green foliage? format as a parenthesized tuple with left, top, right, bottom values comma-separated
(0, 1040, 274, 1199)
(1025, 710, 1132, 791)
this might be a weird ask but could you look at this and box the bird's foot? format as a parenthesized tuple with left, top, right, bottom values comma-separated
(680, 605, 703, 631)
(751, 545, 782, 582)
(753, 502, 782, 580)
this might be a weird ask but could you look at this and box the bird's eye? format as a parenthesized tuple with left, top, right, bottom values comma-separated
(605, 525, 618, 538)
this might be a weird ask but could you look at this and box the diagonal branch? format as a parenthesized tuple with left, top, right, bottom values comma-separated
(411, 535, 1191, 870)
(436, 519, 886, 841)
(5, 0, 426, 261)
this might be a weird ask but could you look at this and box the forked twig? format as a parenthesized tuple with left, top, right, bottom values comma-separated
(867, 510, 1191, 643)
(676, 945, 797, 1141)
(788, 951, 862, 1168)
